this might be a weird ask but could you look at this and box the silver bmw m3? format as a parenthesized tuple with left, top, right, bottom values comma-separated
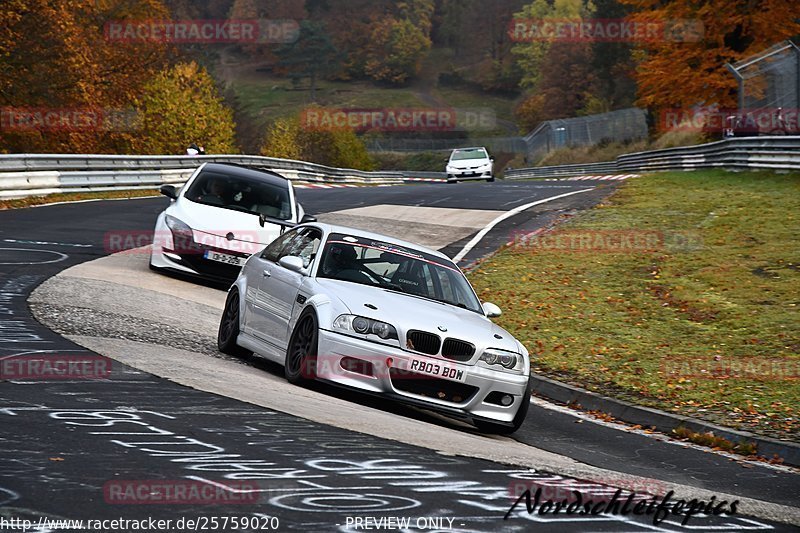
(217, 222, 532, 433)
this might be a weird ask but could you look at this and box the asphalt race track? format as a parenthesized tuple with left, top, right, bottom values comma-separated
(1, 180, 798, 532)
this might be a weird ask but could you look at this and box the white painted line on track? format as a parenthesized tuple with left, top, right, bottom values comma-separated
(452, 188, 594, 262)
(0, 248, 68, 265)
(528, 396, 799, 474)
(3, 238, 93, 248)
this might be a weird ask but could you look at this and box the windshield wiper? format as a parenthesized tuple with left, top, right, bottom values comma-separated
(380, 282, 405, 293)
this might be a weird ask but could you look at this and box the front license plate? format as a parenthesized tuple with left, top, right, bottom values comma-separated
(403, 357, 466, 382)
(204, 250, 245, 266)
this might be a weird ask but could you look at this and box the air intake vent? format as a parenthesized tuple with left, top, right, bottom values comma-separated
(406, 330, 441, 355)
(442, 339, 475, 362)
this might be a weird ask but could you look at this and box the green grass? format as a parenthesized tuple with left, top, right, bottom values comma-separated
(431, 86, 517, 125)
(0, 189, 160, 210)
(232, 77, 427, 133)
(468, 170, 800, 441)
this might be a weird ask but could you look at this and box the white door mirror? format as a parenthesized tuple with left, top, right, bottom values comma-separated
(482, 302, 502, 318)
(278, 255, 305, 273)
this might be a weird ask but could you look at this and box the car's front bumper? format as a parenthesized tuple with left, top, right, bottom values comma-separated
(446, 168, 493, 181)
(149, 216, 252, 284)
(316, 329, 529, 425)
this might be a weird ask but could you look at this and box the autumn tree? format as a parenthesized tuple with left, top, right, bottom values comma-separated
(274, 20, 339, 101)
(260, 117, 303, 160)
(512, 0, 595, 89)
(512, 0, 597, 129)
(0, 0, 171, 153)
(228, 0, 308, 61)
(590, 0, 637, 109)
(365, 17, 432, 84)
(260, 114, 375, 170)
(435, 0, 526, 91)
(539, 41, 597, 118)
(620, 0, 800, 110)
(320, 0, 434, 84)
(131, 61, 238, 154)
(322, 0, 390, 79)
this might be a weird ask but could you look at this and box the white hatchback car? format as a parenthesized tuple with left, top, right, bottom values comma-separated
(446, 147, 494, 183)
(149, 163, 313, 284)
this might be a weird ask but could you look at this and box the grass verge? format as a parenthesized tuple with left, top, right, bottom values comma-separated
(468, 170, 799, 441)
(0, 189, 160, 210)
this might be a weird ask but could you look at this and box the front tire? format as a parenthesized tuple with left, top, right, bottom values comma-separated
(285, 308, 318, 385)
(473, 377, 532, 435)
(218, 289, 249, 357)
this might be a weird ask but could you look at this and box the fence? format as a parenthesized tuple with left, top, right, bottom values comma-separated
(727, 40, 800, 113)
(504, 136, 800, 179)
(365, 136, 528, 154)
(365, 108, 649, 161)
(523, 108, 648, 163)
(0, 154, 445, 199)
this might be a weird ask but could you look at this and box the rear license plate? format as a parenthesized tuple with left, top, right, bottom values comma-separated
(401, 357, 466, 382)
(204, 250, 245, 266)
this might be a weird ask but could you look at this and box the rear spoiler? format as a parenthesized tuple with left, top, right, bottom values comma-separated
(258, 213, 317, 233)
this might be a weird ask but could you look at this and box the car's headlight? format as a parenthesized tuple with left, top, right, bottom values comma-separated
(333, 314, 398, 341)
(479, 348, 524, 373)
(446, 165, 456, 172)
(165, 215, 193, 239)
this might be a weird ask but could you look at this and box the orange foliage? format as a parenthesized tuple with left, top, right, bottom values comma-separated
(0, 0, 171, 152)
(620, 0, 800, 110)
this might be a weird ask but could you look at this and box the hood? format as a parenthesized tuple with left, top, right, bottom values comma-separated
(169, 199, 287, 250)
(316, 278, 519, 355)
(448, 159, 489, 170)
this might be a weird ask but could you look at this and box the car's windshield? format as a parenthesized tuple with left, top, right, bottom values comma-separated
(450, 148, 488, 161)
(185, 170, 292, 220)
(318, 233, 483, 314)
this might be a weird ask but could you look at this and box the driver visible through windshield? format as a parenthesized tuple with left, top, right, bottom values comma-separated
(318, 233, 483, 314)
(185, 170, 292, 220)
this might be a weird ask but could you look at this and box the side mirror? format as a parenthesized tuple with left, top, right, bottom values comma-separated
(300, 214, 317, 223)
(482, 302, 502, 318)
(489, 157, 495, 162)
(278, 255, 305, 273)
(160, 184, 178, 199)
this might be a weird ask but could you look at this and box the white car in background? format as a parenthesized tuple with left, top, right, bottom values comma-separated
(149, 163, 314, 284)
(446, 147, 494, 183)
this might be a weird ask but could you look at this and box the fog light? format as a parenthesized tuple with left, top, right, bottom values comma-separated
(500, 394, 514, 406)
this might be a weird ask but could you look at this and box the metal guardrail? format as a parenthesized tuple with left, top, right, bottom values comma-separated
(505, 136, 800, 180)
(504, 161, 617, 180)
(3, 136, 796, 197)
(0, 154, 446, 199)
